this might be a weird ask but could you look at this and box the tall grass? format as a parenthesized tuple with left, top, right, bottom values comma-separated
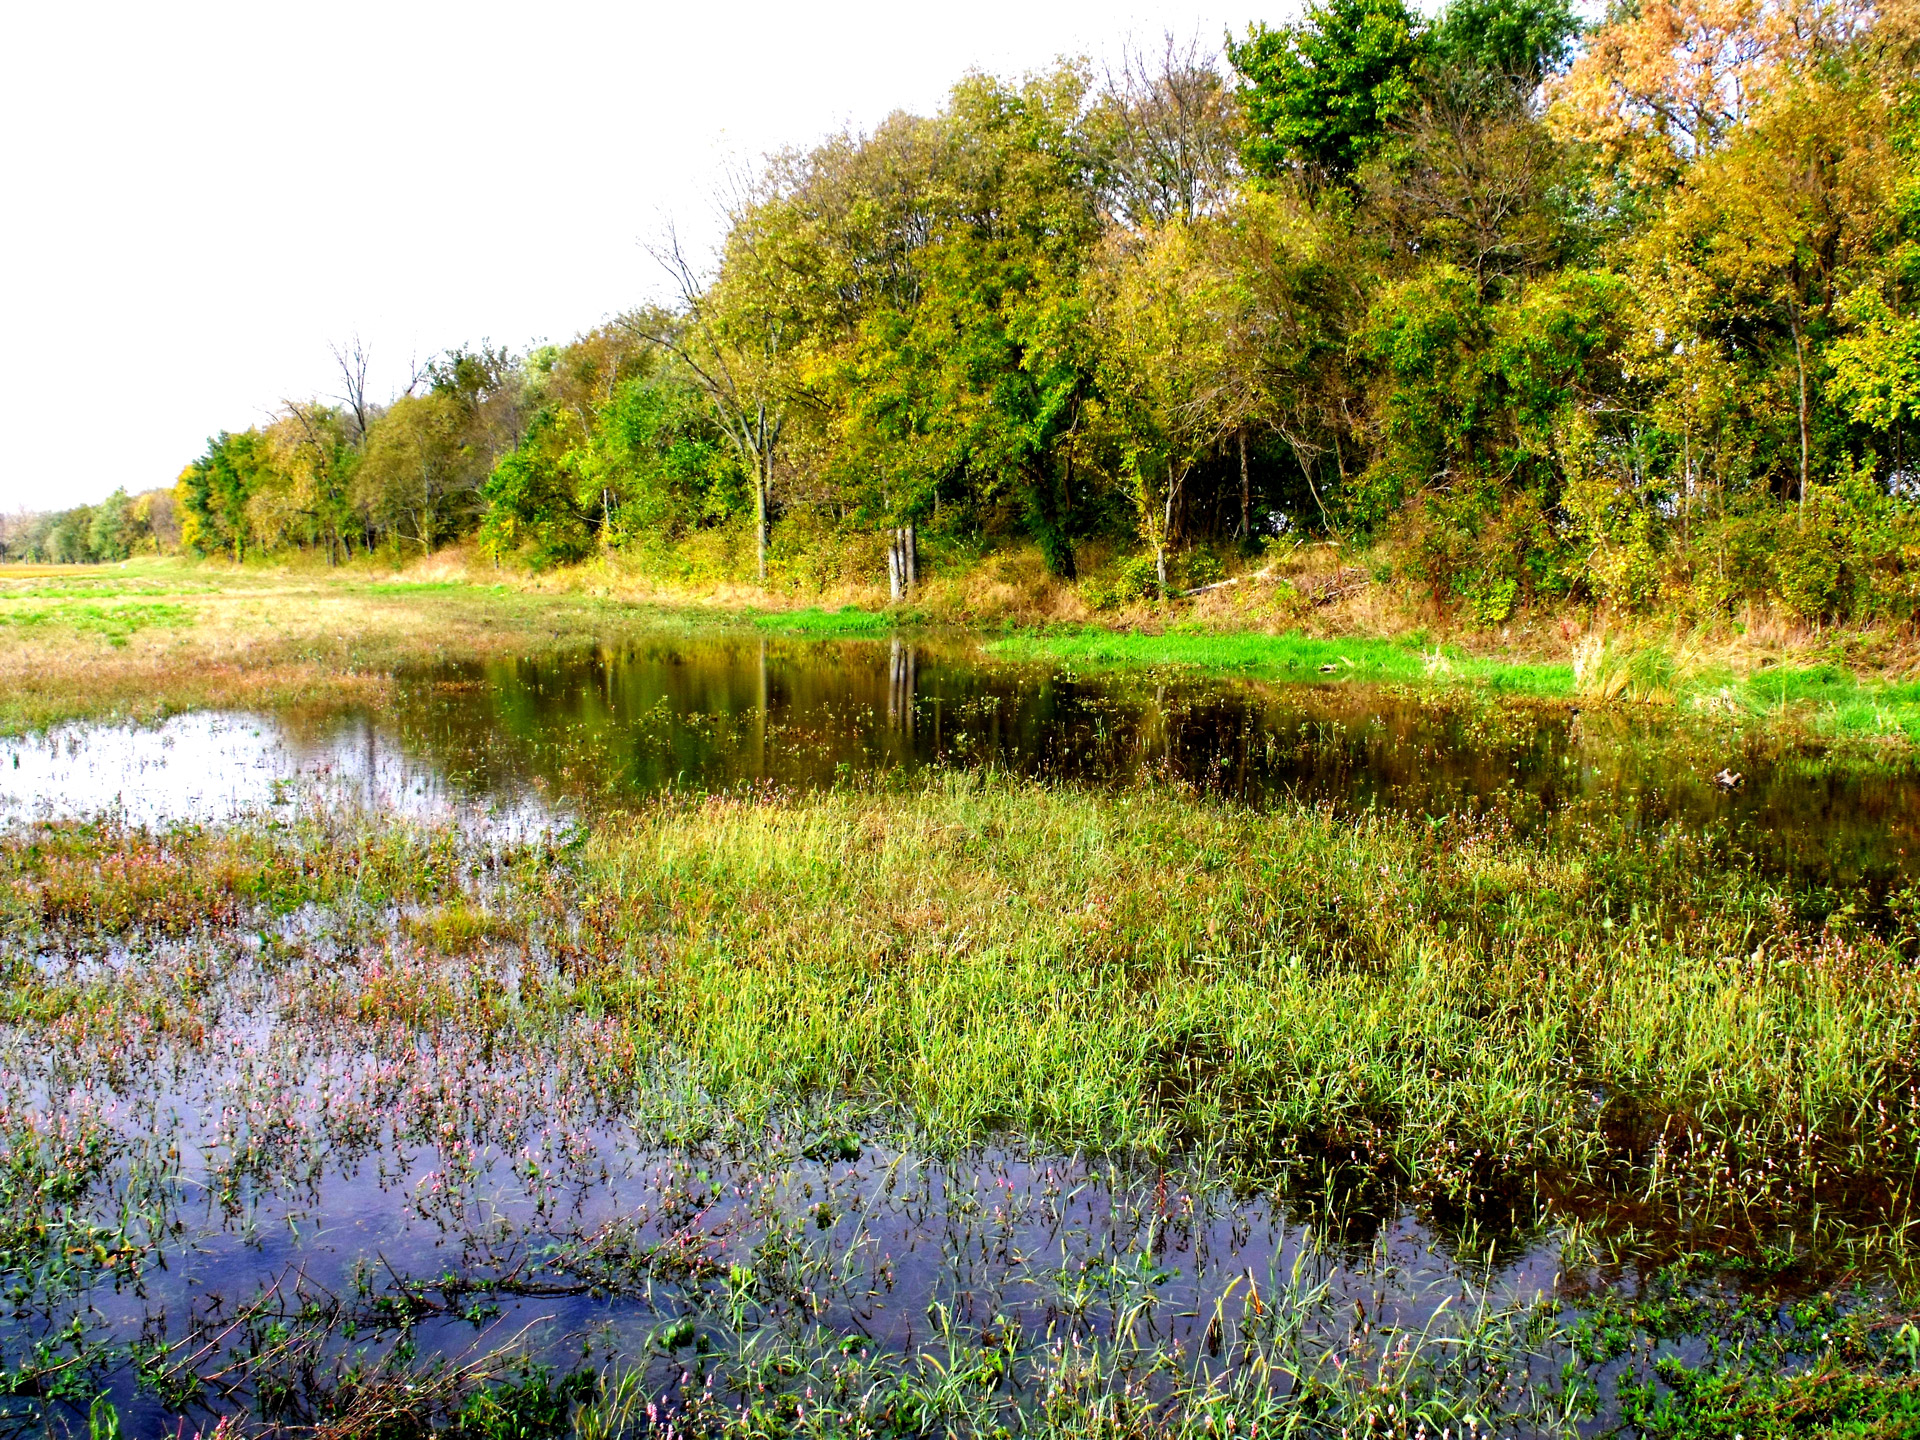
(549, 775, 1920, 1228)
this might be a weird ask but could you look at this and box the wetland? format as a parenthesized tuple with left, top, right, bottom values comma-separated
(2, 586, 1918, 1438)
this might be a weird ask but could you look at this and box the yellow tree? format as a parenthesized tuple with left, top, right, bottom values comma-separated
(1632, 71, 1898, 507)
(1089, 219, 1247, 593)
(1549, 0, 1870, 186)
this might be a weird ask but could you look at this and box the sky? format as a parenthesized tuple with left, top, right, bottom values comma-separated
(0, 0, 1293, 512)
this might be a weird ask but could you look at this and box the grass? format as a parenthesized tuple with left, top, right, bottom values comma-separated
(0, 561, 692, 735)
(988, 625, 1577, 695)
(3, 558, 1920, 1434)
(2, 789, 1917, 1435)
(1722, 664, 1920, 744)
(745, 605, 894, 636)
(0, 599, 194, 647)
(585, 777, 1920, 1215)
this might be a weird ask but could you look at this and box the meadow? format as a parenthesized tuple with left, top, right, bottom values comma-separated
(1, 563, 1918, 1438)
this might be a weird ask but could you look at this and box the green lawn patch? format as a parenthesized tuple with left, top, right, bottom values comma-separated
(747, 605, 894, 636)
(0, 600, 193, 646)
(988, 626, 1575, 695)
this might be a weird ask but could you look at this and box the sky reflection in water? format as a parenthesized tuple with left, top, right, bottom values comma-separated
(5, 631, 1916, 1436)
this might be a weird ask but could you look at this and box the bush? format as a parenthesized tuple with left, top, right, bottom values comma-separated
(1079, 553, 1161, 608)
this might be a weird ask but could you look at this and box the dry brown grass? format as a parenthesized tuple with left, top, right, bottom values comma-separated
(0, 561, 684, 733)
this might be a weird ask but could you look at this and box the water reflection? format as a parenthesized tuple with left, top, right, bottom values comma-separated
(0, 711, 552, 834)
(6, 631, 1916, 899)
(383, 634, 1916, 901)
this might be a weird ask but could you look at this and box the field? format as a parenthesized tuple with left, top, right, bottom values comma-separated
(1, 562, 1918, 1438)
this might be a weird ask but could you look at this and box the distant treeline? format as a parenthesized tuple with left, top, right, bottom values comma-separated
(27, 0, 1920, 623)
(2, 490, 180, 565)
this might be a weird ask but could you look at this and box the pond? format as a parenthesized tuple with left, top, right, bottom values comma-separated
(3, 628, 1916, 1436)
(9, 630, 1917, 900)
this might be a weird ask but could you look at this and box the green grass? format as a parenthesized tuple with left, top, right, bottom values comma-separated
(0, 599, 193, 646)
(1723, 664, 1920, 744)
(6, 781, 1918, 1435)
(746, 604, 894, 636)
(550, 774, 1920, 1234)
(988, 625, 1577, 695)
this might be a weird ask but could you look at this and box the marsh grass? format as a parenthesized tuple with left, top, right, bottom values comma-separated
(10, 783, 1915, 1246)
(3, 788, 1918, 1436)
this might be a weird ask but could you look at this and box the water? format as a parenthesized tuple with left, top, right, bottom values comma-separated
(3, 629, 1915, 1434)
(9, 631, 1916, 899)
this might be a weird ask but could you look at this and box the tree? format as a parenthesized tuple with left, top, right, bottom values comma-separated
(179, 430, 277, 561)
(1430, 0, 1583, 91)
(355, 393, 478, 552)
(1217, 191, 1368, 537)
(1093, 35, 1244, 227)
(1228, 0, 1428, 186)
(772, 65, 1106, 577)
(273, 402, 357, 562)
(1632, 72, 1900, 507)
(1549, 0, 1870, 188)
(332, 336, 377, 448)
(1090, 219, 1247, 592)
(1359, 83, 1573, 294)
(632, 221, 792, 584)
(86, 490, 135, 561)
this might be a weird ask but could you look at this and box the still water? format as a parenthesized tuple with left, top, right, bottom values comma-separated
(9, 631, 1916, 899)
(4, 629, 1916, 1436)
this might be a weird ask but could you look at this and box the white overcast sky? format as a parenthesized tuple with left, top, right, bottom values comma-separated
(0, 0, 1298, 511)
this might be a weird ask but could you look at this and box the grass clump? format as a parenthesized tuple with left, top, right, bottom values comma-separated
(746, 605, 893, 636)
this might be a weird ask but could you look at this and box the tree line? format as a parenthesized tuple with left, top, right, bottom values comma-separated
(14, 0, 1920, 625)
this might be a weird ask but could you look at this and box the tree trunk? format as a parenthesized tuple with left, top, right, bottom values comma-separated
(1159, 464, 1187, 598)
(1791, 297, 1810, 514)
(886, 525, 918, 601)
(755, 403, 770, 583)
(1237, 428, 1250, 541)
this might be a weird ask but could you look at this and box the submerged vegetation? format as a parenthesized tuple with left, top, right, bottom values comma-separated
(2, 777, 1919, 1437)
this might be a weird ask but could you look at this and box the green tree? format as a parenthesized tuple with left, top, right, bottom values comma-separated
(86, 490, 135, 561)
(1429, 0, 1582, 90)
(178, 430, 277, 561)
(355, 393, 479, 552)
(1089, 218, 1247, 591)
(1229, 0, 1428, 185)
(810, 67, 1105, 575)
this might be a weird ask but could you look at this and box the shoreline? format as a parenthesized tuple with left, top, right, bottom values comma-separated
(2, 554, 1917, 752)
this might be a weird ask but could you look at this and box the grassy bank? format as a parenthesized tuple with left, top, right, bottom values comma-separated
(986, 626, 1576, 693)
